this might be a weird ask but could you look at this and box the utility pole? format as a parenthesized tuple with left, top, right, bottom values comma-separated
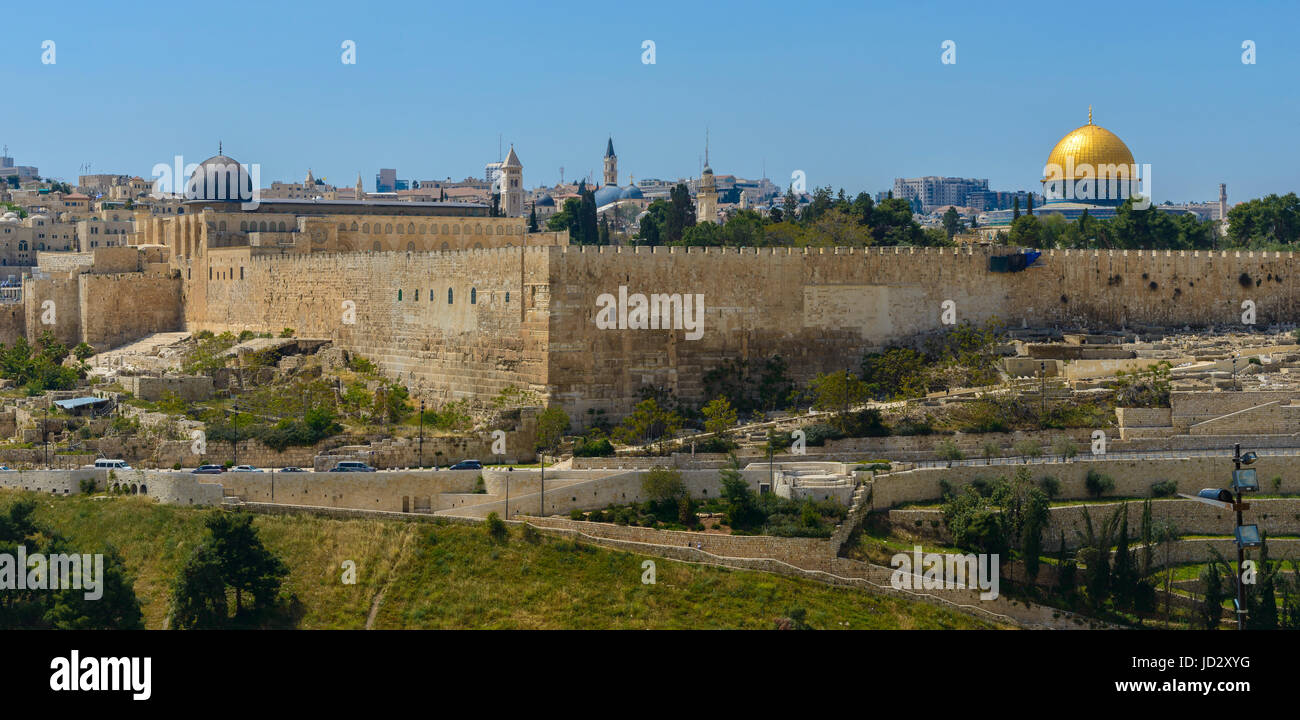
(418, 400, 425, 468)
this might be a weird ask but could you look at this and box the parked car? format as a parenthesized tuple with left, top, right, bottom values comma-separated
(0, 466, 13, 472)
(92, 458, 132, 470)
(278, 466, 306, 472)
(191, 465, 226, 474)
(329, 461, 376, 472)
(230, 465, 263, 473)
(448, 460, 483, 470)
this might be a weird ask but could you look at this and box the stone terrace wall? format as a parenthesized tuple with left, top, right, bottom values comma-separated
(870, 455, 1300, 510)
(890, 497, 1300, 551)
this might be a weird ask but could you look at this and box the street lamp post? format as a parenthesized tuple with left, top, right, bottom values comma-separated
(418, 400, 425, 468)
(1231, 443, 1260, 630)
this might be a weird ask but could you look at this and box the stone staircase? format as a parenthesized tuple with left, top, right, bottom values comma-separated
(828, 479, 872, 556)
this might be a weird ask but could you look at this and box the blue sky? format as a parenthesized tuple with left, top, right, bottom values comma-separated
(4, 0, 1297, 203)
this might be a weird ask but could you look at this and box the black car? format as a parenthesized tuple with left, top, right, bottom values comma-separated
(279, 467, 306, 472)
(192, 464, 225, 474)
(448, 460, 483, 470)
(329, 462, 377, 472)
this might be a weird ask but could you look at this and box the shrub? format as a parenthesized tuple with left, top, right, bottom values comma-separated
(521, 523, 541, 544)
(485, 512, 507, 543)
(279, 328, 295, 338)
(1085, 469, 1115, 499)
(1150, 479, 1177, 498)
(474, 476, 487, 494)
(78, 477, 96, 495)
(172, 463, 182, 470)
(572, 436, 615, 457)
(1038, 475, 1062, 499)
(935, 438, 964, 466)
(569, 509, 584, 521)
(1012, 438, 1043, 459)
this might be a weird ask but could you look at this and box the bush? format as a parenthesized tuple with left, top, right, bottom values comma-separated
(78, 477, 97, 495)
(801, 423, 842, 447)
(172, 463, 182, 470)
(485, 512, 507, 543)
(569, 509, 584, 521)
(1150, 479, 1177, 498)
(1085, 469, 1115, 499)
(521, 523, 541, 544)
(1038, 475, 1062, 499)
(474, 476, 487, 494)
(572, 436, 615, 457)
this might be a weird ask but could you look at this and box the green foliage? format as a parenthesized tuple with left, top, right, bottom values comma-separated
(420, 400, 472, 432)
(1199, 560, 1225, 630)
(0, 498, 144, 629)
(72, 342, 95, 361)
(936, 438, 964, 465)
(348, 354, 378, 375)
(182, 331, 238, 374)
(809, 370, 870, 433)
(535, 406, 570, 453)
(1149, 479, 1177, 498)
(572, 436, 615, 457)
(485, 512, 507, 543)
(0, 332, 81, 393)
(1038, 475, 1061, 499)
(611, 398, 679, 450)
(1113, 362, 1172, 408)
(170, 511, 291, 628)
(701, 396, 738, 438)
(641, 466, 687, 512)
(1085, 470, 1115, 499)
(279, 328, 295, 338)
(1227, 192, 1300, 246)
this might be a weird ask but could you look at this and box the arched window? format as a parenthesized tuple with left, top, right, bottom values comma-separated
(447, 288, 453, 304)
(475, 225, 482, 235)
(496, 226, 503, 235)
(240, 221, 248, 231)
(259, 221, 268, 232)
(453, 225, 460, 235)
(351, 221, 359, 231)
(372, 241, 382, 251)
(470, 288, 477, 304)
(473, 242, 483, 249)
(396, 224, 403, 234)
(408, 223, 416, 233)
(362, 223, 370, 233)
(385, 223, 392, 233)
(441, 242, 449, 251)
(439, 224, 447, 234)
(338, 222, 347, 230)
(278, 221, 286, 232)
(406, 241, 415, 252)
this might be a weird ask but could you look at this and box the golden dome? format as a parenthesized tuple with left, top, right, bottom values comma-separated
(1044, 108, 1134, 180)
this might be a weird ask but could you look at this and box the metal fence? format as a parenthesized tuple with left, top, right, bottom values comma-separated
(911, 446, 1300, 469)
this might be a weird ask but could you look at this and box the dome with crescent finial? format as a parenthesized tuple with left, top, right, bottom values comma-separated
(1044, 107, 1134, 181)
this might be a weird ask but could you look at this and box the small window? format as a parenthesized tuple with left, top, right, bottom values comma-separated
(448, 288, 453, 304)
(471, 288, 476, 304)
(505, 291, 509, 303)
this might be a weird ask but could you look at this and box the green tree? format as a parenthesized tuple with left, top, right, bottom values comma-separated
(1199, 559, 1226, 630)
(169, 543, 228, 629)
(701, 396, 738, 439)
(534, 406, 570, 458)
(809, 370, 869, 434)
(941, 206, 963, 239)
(641, 466, 687, 511)
(203, 512, 289, 619)
(612, 397, 681, 451)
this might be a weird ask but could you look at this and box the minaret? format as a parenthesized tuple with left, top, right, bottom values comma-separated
(501, 144, 524, 217)
(603, 137, 617, 186)
(1218, 183, 1228, 221)
(696, 131, 717, 223)
(305, 168, 315, 185)
(355, 172, 365, 200)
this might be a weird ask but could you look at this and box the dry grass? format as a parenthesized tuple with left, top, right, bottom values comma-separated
(7, 490, 997, 630)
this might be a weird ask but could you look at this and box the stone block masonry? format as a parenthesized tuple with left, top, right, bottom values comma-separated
(165, 243, 1300, 420)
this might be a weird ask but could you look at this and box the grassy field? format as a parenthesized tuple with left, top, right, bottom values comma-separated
(4, 490, 997, 630)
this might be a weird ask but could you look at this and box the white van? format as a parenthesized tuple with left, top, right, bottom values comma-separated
(93, 458, 132, 470)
